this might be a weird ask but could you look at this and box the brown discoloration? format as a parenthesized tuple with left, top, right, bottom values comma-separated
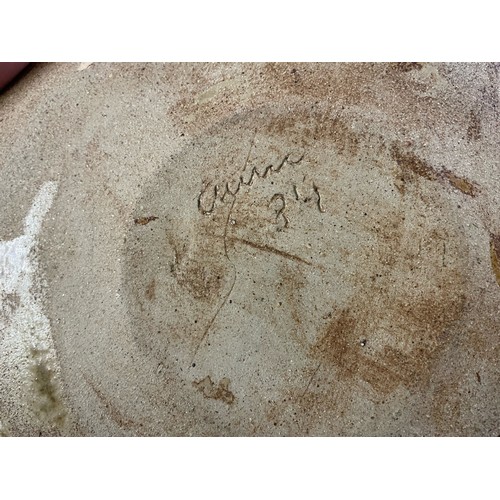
(263, 111, 360, 157)
(145, 279, 156, 301)
(318, 117, 360, 157)
(265, 63, 427, 114)
(391, 62, 423, 73)
(193, 376, 235, 405)
(311, 309, 358, 378)
(309, 304, 450, 398)
(442, 169, 478, 197)
(262, 63, 493, 157)
(84, 374, 136, 429)
(166, 227, 230, 304)
(263, 63, 370, 104)
(124, 101, 476, 436)
(392, 146, 479, 197)
(391, 146, 437, 181)
(134, 216, 158, 225)
(467, 110, 481, 141)
(172, 249, 228, 302)
(489, 233, 500, 286)
(299, 262, 466, 417)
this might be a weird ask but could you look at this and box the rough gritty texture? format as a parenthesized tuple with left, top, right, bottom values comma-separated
(0, 63, 498, 436)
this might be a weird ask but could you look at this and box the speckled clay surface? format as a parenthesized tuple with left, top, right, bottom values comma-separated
(0, 63, 498, 436)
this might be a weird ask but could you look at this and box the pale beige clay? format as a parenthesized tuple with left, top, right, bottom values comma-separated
(0, 63, 498, 436)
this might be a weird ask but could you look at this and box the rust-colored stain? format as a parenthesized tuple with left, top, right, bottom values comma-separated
(391, 146, 437, 181)
(489, 233, 500, 286)
(263, 111, 361, 157)
(168, 234, 229, 303)
(176, 260, 227, 301)
(2, 63, 498, 437)
(391, 146, 478, 197)
(134, 216, 158, 225)
(193, 376, 235, 405)
(309, 296, 464, 397)
(442, 169, 478, 197)
(124, 99, 487, 436)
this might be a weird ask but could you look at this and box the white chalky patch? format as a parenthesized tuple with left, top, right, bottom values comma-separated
(77, 62, 93, 71)
(0, 182, 62, 429)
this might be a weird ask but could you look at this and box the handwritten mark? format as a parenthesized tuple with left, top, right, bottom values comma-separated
(293, 184, 301, 201)
(192, 138, 257, 359)
(293, 182, 326, 214)
(313, 183, 326, 213)
(198, 151, 304, 215)
(269, 193, 290, 228)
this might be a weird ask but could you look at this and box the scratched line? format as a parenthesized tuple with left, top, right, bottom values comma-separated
(192, 137, 258, 360)
(299, 362, 323, 401)
(227, 236, 312, 266)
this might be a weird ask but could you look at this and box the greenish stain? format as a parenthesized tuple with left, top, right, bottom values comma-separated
(29, 349, 67, 428)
